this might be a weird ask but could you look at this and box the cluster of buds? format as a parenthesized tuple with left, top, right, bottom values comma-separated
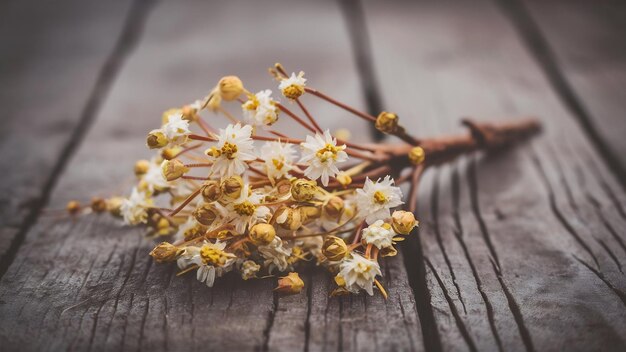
(74, 63, 540, 297)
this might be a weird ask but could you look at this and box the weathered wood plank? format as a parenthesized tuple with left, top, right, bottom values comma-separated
(0, 0, 423, 350)
(0, 0, 135, 269)
(362, 0, 626, 351)
(510, 0, 626, 185)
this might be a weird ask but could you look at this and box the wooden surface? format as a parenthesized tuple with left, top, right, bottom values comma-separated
(0, 0, 624, 351)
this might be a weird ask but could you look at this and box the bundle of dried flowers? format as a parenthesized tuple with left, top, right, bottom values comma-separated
(71, 63, 540, 297)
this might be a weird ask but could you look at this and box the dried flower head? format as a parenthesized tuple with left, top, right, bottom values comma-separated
(275, 272, 305, 295)
(279, 71, 306, 100)
(81, 63, 526, 298)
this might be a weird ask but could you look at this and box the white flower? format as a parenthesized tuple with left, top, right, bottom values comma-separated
(142, 159, 169, 193)
(279, 71, 306, 99)
(300, 130, 348, 186)
(242, 90, 279, 126)
(356, 176, 403, 224)
(361, 220, 395, 249)
(206, 123, 256, 178)
(120, 187, 152, 225)
(177, 241, 235, 287)
(240, 260, 261, 280)
(261, 141, 296, 180)
(337, 253, 382, 295)
(227, 184, 271, 233)
(258, 237, 292, 273)
(162, 112, 190, 145)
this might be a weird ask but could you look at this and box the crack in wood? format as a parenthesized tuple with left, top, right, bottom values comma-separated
(489, 258, 536, 352)
(573, 255, 626, 307)
(495, 0, 626, 190)
(450, 166, 504, 352)
(425, 257, 477, 352)
(0, 0, 156, 281)
(431, 171, 468, 315)
(529, 150, 600, 266)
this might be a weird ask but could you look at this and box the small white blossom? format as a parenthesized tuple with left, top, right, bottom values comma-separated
(361, 220, 395, 249)
(177, 242, 235, 287)
(258, 237, 292, 273)
(300, 130, 348, 186)
(227, 184, 271, 233)
(142, 159, 169, 193)
(161, 112, 190, 146)
(261, 141, 296, 180)
(337, 253, 382, 295)
(207, 123, 256, 178)
(242, 90, 279, 126)
(120, 187, 152, 225)
(356, 176, 403, 224)
(279, 71, 306, 99)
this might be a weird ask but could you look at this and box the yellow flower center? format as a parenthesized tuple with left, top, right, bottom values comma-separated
(356, 261, 371, 273)
(316, 143, 340, 163)
(272, 158, 284, 171)
(282, 84, 304, 100)
(373, 190, 388, 205)
(234, 200, 256, 216)
(243, 97, 259, 111)
(221, 142, 238, 159)
(200, 245, 229, 266)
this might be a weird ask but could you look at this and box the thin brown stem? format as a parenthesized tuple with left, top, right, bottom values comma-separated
(305, 87, 377, 123)
(169, 188, 201, 217)
(296, 99, 323, 133)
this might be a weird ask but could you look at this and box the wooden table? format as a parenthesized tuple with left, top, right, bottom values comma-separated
(0, 0, 624, 350)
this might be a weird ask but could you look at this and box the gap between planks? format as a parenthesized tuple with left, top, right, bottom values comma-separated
(0, 0, 156, 281)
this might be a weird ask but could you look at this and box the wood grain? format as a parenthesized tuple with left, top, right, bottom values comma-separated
(362, 0, 626, 350)
(0, 0, 423, 350)
(0, 0, 135, 272)
(511, 0, 626, 185)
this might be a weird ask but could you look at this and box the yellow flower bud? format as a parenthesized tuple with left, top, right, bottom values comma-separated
(134, 159, 150, 176)
(221, 176, 244, 199)
(201, 180, 222, 202)
(274, 207, 302, 231)
(375, 111, 399, 134)
(161, 159, 189, 181)
(149, 242, 181, 263)
(324, 196, 344, 218)
(408, 146, 425, 165)
(106, 196, 124, 217)
(218, 76, 244, 101)
(274, 272, 304, 295)
(380, 246, 398, 257)
(291, 178, 318, 202)
(146, 129, 168, 149)
(193, 203, 219, 226)
(66, 200, 81, 215)
(322, 236, 348, 261)
(391, 210, 418, 235)
(248, 223, 276, 246)
(300, 206, 321, 223)
(161, 147, 181, 160)
(336, 172, 352, 187)
(181, 105, 199, 122)
(90, 197, 107, 213)
(334, 274, 346, 287)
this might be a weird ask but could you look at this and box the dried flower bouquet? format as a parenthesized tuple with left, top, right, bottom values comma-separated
(72, 63, 540, 297)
